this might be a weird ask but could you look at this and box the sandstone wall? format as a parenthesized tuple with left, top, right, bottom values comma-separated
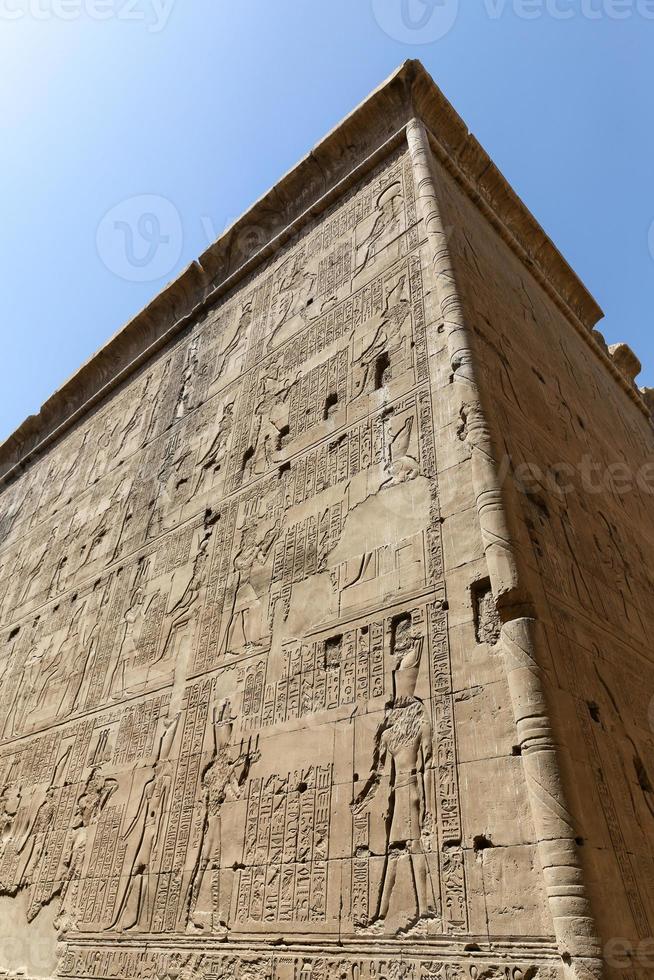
(0, 142, 562, 980)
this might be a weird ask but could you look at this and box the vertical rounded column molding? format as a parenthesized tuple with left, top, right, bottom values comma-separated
(406, 117, 603, 979)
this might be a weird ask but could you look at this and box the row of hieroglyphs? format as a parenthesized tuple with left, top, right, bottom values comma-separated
(57, 947, 561, 980)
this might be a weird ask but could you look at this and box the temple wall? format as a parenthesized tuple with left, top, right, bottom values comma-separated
(0, 141, 564, 980)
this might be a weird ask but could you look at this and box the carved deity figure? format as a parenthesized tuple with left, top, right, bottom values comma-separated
(4, 632, 59, 738)
(4, 747, 71, 895)
(153, 534, 210, 689)
(214, 303, 252, 384)
(186, 703, 260, 931)
(147, 447, 192, 540)
(250, 368, 294, 477)
(354, 180, 403, 279)
(77, 476, 131, 571)
(351, 277, 411, 399)
(17, 523, 59, 606)
(192, 401, 235, 496)
(174, 338, 200, 421)
(108, 715, 179, 933)
(0, 783, 21, 856)
(267, 253, 317, 350)
(107, 586, 160, 700)
(36, 604, 101, 724)
(225, 524, 278, 655)
(352, 620, 437, 929)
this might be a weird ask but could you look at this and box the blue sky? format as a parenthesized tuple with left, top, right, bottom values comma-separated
(1, 0, 652, 443)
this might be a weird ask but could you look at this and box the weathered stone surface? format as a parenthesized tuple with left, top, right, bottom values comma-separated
(0, 62, 651, 980)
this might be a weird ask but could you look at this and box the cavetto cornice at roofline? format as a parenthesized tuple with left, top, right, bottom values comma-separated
(2, 59, 642, 485)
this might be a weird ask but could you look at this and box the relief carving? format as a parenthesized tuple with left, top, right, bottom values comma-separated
(0, 128, 585, 980)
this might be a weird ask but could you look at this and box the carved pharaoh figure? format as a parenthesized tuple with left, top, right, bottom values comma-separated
(383, 413, 420, 486)
(107, 586, 161, 700)
(55, 768, 118, 931)
(267, 253, 317, 351)
(4, 632, 59, 738)
(4, 747, 71, 895)
(147, 446, 193, 540)
(108, 714, 179, 934)
(40, 605, 88, 722)
(250, 367, 294, 476)
(17, 523, 59, 606)
(153, 533, 210, 689)
(353, 180, 403, 280)
(0, 782, 21, 857)
(186, 702, 260, 932)
(225, 523, 278, 655)
(214, 303, 252, 385)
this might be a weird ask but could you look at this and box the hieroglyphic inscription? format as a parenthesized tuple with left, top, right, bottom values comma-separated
(241, 623, 386, 731)
(236, 765, 332, 924)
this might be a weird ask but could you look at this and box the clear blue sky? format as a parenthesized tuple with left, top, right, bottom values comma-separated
(1, 1, 652, 443)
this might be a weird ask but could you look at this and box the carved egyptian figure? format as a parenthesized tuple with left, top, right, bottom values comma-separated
(174, 338, 200, 421)
(55, 769, 118, 931)
(17, 524, 59, 606)
(147, 448, 192, 540)
(251, 369, 293, 476)
(4, 633, 59, 738)
(351, 277, 410, 399)
(107, 587, 160, 700)
(214, 303, 251, 384)
(153, 536, 209, 687)
(226, 524, 278, 655)
(108, 715, 179, 933)
(0, 783, 21, 856)
(9, 747, 70, 893)
(352, 622, 437, 928)
(187, 703, 260, 931)
(192, 402, 235, 495)
(354, 180, 403, 280)
(383, 414, 420, 486)
(267, 254, 317, 351)
(37, 605, 90, 724)
(78, 476, 131, 570)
